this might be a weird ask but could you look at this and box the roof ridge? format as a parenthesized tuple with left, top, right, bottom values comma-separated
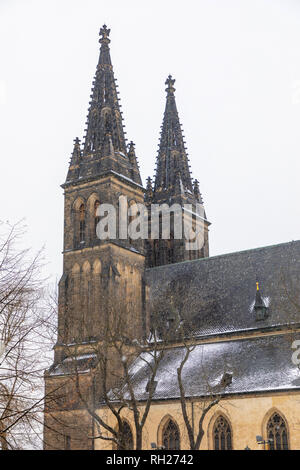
(146, 239, 300, 270)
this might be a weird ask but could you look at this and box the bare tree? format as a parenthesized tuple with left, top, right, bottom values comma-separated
(151, 280, 232, 450)
(176, 340, 232, 450)
(61, 274, 233, 451)
(45, 262, 234, 451)
(0, 220, 54, 449)
(61, 297, 168, 451)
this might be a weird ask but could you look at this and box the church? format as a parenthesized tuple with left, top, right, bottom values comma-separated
(44, 25, 300, 450)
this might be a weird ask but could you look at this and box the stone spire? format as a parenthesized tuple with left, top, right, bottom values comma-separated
(153, 75, 193, 198)
(128, 141, 142, 185)
(193, 179, 203, 204)
(83, 25, 126, 156)
(147, 76, 210, 267)
(145, 176, 153, 204)
(66, 137, 82, 181)
(65, 25, 142, 186)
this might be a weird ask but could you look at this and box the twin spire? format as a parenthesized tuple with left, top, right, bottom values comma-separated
(66, 26, 204, 210)
(83, 24, 126, 157)
(152, 75, 197, 203)
(65, 25, 141, 186)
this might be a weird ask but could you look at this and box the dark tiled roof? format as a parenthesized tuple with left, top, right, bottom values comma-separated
(128, 333, 300, 401)
(145, 241, 300, 337)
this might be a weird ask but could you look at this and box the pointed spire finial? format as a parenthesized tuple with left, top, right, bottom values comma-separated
(66, 137, 81, 181)
(127, 141, 142, 185)
(128, 140, 135, 151)
(254, 282, 268, 320)
(72, 137, 81, 159)
(193, 179, 203, 204)
(165, 75, 176, 95)
(145, 177, 153, 204)
(99, 24, 111, 44)
(128, 141, 136, 159)
(255, 284, 265, 309)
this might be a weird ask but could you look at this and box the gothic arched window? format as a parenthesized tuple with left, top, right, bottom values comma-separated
(267, 413, 289, 450)
(117, 421, 134, 450)
(94, 200, 100, 238)
(79, 204, 85, 243)
(162, 419, 180, 450)
(213, 415, 232, 450)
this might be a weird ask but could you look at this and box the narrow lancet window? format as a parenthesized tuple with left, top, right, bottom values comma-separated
(79, 204, 85, 243)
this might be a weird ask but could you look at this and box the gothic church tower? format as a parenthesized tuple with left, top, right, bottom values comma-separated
(44, 26, 210, 450)
(56, 25, 145, 353)
(146, 75, 210, 267)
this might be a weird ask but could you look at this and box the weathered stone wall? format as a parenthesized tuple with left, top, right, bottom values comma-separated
(45, 173, 147, 449)
(95, 391, 300, 450)
(57, 174, 146, 347)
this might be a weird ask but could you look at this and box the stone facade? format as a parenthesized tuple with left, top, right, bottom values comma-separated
(44, 25, 300, 450)
(95, 392, 300, 450)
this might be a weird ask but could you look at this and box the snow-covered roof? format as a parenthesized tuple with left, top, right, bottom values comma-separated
(47, 353, 97, 377)
(146, 240, 300, 338)
(125, 333, 300, 401)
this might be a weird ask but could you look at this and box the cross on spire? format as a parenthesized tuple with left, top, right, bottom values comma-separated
(99, 24, 111, 44)
(165, 75, 176, 95)
(65, 25, 142, 186)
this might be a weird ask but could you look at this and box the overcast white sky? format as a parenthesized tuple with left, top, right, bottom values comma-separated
(1, 0, 300, 281)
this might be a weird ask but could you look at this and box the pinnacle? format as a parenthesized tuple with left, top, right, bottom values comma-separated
(154, 76, 193, 194)
(65, 25, 142, 186)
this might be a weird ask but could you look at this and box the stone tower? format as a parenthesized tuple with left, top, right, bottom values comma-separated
(145, 75, 210, 267)
(44, 26, 211, 450)
(44, 26, 146, 450)
(57, 24, 145, 349)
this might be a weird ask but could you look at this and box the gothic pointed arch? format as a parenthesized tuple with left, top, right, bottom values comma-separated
(158, 416, 180, 450)
(212, 414, 233, 450)
(116, 420, 134, 450)
(93, 259, 101, 274)
(72, 196, 85, 212)
(265, 410, 289, 450)
(72, 197, 86, 247)
(71, 262, 80, 274)
(82, 260, 91, 273)
(86, 193, 101, 242)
